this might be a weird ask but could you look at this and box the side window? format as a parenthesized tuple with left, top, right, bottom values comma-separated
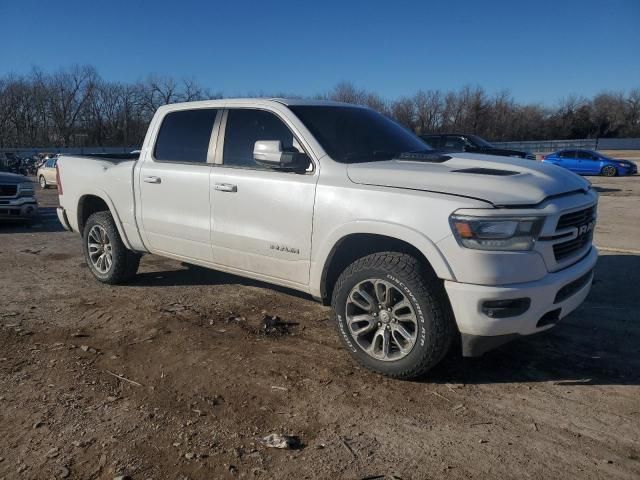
(46, 159, 54, 168)
(223, 109, 296, 169)
(576, 150, 598, 160)
(423, 136, 441, 148)
(559, 150, 575, 159)
(154, 109, 218, 163)
(443, 136, 465, 150)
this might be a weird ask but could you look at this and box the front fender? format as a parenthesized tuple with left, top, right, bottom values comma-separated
(309, 220, 456, 298)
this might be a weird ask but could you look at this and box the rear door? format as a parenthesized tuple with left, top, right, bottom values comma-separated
(138, 108, 220, 262)
(556, 150, 578, 171)
(575, 150, 599, 174)
(210, 107, 318, 286)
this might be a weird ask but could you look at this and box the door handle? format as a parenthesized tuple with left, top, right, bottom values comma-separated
(214, 183, 237, 192)
(144, 176, 161, 184)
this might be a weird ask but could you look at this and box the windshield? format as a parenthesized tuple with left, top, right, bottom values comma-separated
(467, 135, 494, 149)
(289, 105, 432, 163)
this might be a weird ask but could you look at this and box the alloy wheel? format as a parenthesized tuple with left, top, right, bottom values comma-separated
(345, 278, 419, 361)
(87, 225, 113, 274)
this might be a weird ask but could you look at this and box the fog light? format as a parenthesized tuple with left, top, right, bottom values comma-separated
(481, 298, 531, 318)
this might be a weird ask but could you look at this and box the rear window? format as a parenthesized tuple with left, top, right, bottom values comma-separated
(154, 109, 218, 163)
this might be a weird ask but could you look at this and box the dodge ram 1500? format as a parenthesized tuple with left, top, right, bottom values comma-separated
(56, 99, 598, 379)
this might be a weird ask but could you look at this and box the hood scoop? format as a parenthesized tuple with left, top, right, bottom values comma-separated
(452, 167, 519, 176)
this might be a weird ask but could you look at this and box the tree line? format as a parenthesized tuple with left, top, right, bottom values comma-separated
(1, 66, 639, 148)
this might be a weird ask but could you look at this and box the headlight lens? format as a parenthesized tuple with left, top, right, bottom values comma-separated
(450, 215, 544, 251)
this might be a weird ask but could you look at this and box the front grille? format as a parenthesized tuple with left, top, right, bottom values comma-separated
(552, 205, 596, 262)
(556, 206, 595, 230)
(0, 184, 18, 197)
(554, 269, 594, 303)
(553, 233, 592, 261)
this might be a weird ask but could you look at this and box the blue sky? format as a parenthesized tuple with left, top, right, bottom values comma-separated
(1, 0, 638, 104)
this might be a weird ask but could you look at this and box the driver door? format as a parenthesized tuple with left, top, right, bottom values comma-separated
(210, 108, 318, 287)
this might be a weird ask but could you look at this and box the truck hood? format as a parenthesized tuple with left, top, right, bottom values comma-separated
(0, 171, 29, 183)
(346, 153, 591, 206)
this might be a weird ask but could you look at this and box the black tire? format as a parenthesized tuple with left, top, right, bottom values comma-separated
(39, 175, 47, 189)
(331, 252, 455, 379)
(601, 165, 617, 177)
(82, 211, 141, 284)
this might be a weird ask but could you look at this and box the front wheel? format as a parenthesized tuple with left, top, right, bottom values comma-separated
(601, 165, 617, 177)
(331, 252, 455, 379)
(39, 176, 47, 189)
(82, 211, 141, 284)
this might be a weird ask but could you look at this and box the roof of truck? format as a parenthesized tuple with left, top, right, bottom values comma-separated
(157, 98, 361, 111)
(269, 98, 357, 107)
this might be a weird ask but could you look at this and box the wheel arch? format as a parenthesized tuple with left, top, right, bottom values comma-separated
(76, 192, 133, 250)
(314, 225, 455, 305)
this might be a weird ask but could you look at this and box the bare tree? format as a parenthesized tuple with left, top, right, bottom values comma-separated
(38, 65, 98, 146)
(0, 66, 638, 148)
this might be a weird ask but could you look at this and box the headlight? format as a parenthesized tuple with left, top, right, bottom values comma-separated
(449, 214, 544, 251)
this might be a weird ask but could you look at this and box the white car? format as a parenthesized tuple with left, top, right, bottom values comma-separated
(37, 157, 58, 189)
(55, 99, 598, 379)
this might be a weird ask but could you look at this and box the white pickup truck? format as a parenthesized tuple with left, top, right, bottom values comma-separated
(56, 99, 598, 379)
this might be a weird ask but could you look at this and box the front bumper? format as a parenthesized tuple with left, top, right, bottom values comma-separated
(445, 247, 598, 356)
(621, 164, 637, 175)
(0, 197, 38, 220)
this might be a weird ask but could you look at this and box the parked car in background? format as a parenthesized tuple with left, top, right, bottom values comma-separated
(0, 164, 38, 222)
(0, 153, 28, 175)
(37, 157, 58, 188)
(420, 133, 536, 160)
(541, 149, 638, 177)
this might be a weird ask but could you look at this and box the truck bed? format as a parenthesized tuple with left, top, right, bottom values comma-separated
(63, 153, 140, 163)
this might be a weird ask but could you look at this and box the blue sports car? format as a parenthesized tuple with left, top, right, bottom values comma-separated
(541, 149, 637, 176)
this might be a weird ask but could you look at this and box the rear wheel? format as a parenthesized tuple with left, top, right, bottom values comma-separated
(601, 165, 617, 177)
(82, 211, 140, 284)
(39, 175, 47, 189)
(331, 252, 455, 379)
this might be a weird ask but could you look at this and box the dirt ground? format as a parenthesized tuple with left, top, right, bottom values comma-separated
(1, 174, 639, 480)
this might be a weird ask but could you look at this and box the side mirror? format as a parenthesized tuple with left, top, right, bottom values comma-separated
(253, 140, 310, 172)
